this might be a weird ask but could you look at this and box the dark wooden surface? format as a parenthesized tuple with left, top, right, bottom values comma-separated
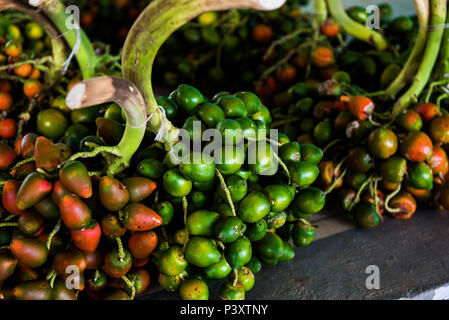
(138, 208, 449, 300)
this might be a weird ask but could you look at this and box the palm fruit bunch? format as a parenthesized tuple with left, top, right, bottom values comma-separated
(0, 131, 164, 300)
(153, 0, 310, 93)
(136, 83, 325, 300)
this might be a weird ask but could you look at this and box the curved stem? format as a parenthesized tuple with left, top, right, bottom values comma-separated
(382, 0, 429, 100)
(182, 196, 189, 254)
(233, 268, 239, 287)
(122, 0, 286, 149)
(215, 169, 237, 216)
(115, 237, 125, 261)
(121, 275, 136, 300)
(29, 0, 96, 79)
(348, 174, 374, 211)
(392, 0, 447, 119)
(46, 218, 61, 250)
(0, 0, 67, 82)
(0, 223, 18, 228)
(326, 0, 388, 51)
(436, 4, 449, 79)
(384, 183, 402, 214)
(66, 77, 147, 176)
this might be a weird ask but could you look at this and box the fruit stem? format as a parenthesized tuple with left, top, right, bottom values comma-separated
(215, 169, 237, 216)
(348, 174, 374, 211)
(121, 275, 136, 300)
(325, 167, 347, 195)
(46, 218, 61, 250)
(384, 183, 403, 214)
(272, 152, 291, 185)
(314, 0, 327, 24)
(29, 0, 96, 79)
(322, 138, 344, 154)
(233, 268, 239, 287)
(392, 0, 447, 119)
(326, 0, 388, 51)
(382, 0, 430, 100)
(121, 0, 286, 149)
(65, 77, 147, 176)
(0, 223, 18, 228)
(11, 157, 35, 170)
(435, 3, 449, 79)
(0, 0, 67, 83)
(182, 196, 190, 254)
(372, 177, 384, 221)
(115, 237, 125, 261)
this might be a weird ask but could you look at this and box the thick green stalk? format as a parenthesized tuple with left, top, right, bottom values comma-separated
(436, 5, 449, 79)
(393, 0, 447, 118)
(122, 0, 286, 149)
(66, 77, 147, 176)
(383, 0, 429, 100)
(314, 0, 327, 24)
(0, 0, 67, 82)
(326, 0, 388, 50)
(30, 0, 96, 79)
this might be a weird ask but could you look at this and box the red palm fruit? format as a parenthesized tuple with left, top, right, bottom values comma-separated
(128, 268, 151, 295)
(318, 161, 334, 186)
(429, 115, 449, 144)
(70, 220, 101, 254)
(0, 142, 16, 170)
(2, 180, 26, 215)
(362, 190, 385, 215)
(13, 281, 52, 300)
(416, 102, 440, 122)
(312, 46, 334, 68)
(16, 265, 39, 281)
(252, 24, 273, 44)
(99, 176, 129, 211)
(346, 96, 374, 120)
(59, 161, 92, 199)
(321, 19, 340, 37)
(101, 214, 126, 238)
(427, 146, 449, 176)
(16, 172, 52, 210)
(17, 211, 45, 237)
(103, 248, 132, 278)
(20, 133, 38, 158)
(388, 192, 417, 220)
(52, 279, 78, 300)
(276, 65, 297, 83)
(53, 249, 87, 280)
(34, 197, 60, 221)
(85, 244, 107, 270)
(0, 118, 16, 139)
(51, 180, 71, 205)
(122, 177, 157, 203)
(120, 203, 162, 232)
(401, 131, 433, 162)
(0, 251, 17, 281)
(12, 161, 36, 180)
(34, 136, 63, 172)
(14, 136, 23, 154)
(55, 143, 71, 161)
(405, 185, 432, 201)
(10, 237, 48, 268)
(128, 231, 158, 259)
(59, 195, 92, 230)
(255, 76, 277, 98)
(133, 257, 149, 268)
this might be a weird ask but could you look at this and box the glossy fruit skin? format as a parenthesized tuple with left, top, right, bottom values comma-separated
(257, 232, 284, 262)
(0, 251, 17, 281)
(264, 184, 294, 213)
(219, 282, 245, 300)
(53, 249, 86, 279)
(348, 96, 374, 120)
(234, 92, 262, 116)
(299, 144, 323, 164)
(292, 221, 315, 247)
(13, 281, 52, 300)
(428, 146, 449, 176)
(368, 128, 398, 159)
(204, 253, 232, 279)
(70, 220, 101, 254)
(60, 195, 92, 230)
(102, 243, 130, 275)
(354, 203, 381, 229)
(401, 131, 433, 162)
(407, 162, 433, 190)
(174, 84, 205, 114)
(388, 192, 417, 220)
(186, 210, 220, 237)
(279, 142, 301, 163)
(238, 191, 270, 223)
(52, 279, 78, 300)
(348, 148, 373, 173)
(16, 173, 52, 210)
(0, 118, 16, 138)
(10, 237, 48, 268)
(246, 256, 262, 274)
(216, 119, 244, 145)
(416, 103, 439, 122)
(185, 237, 221, 267)
(229, 266, 255, 291)
(122, 177, 156, 202)
(214, 216, 247, 244)
(378, 156, 407, 183)
(279, 240, 295, 262)
(313, 46, 334, 68)
(430, 115, 449, 144)
(216, 146, 245, 175)
(180, 279, 209, 300)
(34, 137, 63, 172)
(128, 268, 151, 295)
(179, 152, 216, 182)
(162, 168, 193, 197)
(59, 161, 92, 198)
(225, 236, 252, 268)
(217, 175, 248, 202)
(248, 142, 277, 176)
(2, 180, 26, 215)
(159, 272, 186, 291)
(217, 95, 248, 118)
(159, 245, 188, 276)
(291, 188, 325, 218)
(397, 110, 423, 132)
(17, 211, 45, 237)
(246, 218, 268, 241)
(36, 109, 68, 140)
(137, 158, 165, 180)
(99, 176, 130, 211)
(121, 203, 162, 231)
(288, 161, 320, 188)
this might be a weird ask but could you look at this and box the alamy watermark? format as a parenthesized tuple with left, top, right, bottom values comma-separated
(365, 265, 380, 290)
